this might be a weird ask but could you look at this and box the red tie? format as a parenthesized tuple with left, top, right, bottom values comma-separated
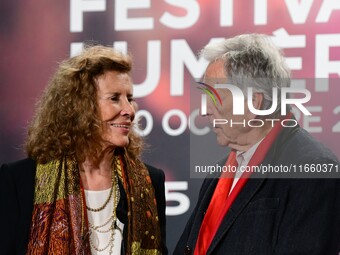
(194, 150, 238, 255)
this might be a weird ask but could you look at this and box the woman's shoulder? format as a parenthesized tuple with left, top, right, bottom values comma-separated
(144, 163, 165, 182)
(0, 158, 36, 184)
(1, 157, 36, 169)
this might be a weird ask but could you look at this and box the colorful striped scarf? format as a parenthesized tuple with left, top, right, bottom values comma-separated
(27, 153, 162, 254)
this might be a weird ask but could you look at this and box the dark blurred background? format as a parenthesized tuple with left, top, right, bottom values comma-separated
(1, 0, 339, 252)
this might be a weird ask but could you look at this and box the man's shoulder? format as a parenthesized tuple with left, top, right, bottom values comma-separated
(277, 126, 339, 163)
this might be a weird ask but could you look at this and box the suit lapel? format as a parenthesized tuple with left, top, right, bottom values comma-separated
(206, 177, 266, 254)
(205, 129, 286, 254)
(186, 174, 220, 249)
(186, 157, 228, 250)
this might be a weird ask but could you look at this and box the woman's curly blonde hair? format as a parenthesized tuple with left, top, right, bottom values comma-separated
(26, 45, 143, 164)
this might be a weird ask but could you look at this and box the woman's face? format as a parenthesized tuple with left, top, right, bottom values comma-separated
(96, 71, 135, 149)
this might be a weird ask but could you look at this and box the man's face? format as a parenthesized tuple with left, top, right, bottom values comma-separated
(203, 60, 253, 147)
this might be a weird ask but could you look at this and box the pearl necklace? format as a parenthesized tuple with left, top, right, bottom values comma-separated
(87, 171, 120, 254)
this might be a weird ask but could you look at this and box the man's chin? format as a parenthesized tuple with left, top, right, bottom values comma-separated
(216, 136, 229, 147)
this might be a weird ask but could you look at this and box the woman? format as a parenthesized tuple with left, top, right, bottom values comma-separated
(0, 45, 167, 254)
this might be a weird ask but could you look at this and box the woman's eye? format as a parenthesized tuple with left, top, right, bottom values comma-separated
(110, 97, 118, 101)
(128, 97, 135, 103)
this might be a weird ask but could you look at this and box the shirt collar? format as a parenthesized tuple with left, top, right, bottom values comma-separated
(235, 138, 264, 167)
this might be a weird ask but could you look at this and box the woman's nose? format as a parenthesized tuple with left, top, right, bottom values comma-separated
(121, 99, 135, 119)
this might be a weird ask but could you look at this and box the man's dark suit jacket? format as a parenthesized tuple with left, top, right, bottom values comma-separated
(0, 158, 167, 255)
(175, 125, 340, 255)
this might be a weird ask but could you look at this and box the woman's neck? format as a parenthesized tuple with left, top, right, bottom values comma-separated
(79, 149, 114, 191)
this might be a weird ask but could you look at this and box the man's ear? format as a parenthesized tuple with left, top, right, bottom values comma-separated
(245, 92, 264, 119)
(252, 92, 264, 111)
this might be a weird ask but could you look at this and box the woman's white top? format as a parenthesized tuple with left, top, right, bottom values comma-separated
(85, 188, 124, 255)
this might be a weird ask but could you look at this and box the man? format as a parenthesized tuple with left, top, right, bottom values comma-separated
(174, 34, 340, 254)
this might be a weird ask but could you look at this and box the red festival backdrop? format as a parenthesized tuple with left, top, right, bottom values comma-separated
(1, 0, 340, 252)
